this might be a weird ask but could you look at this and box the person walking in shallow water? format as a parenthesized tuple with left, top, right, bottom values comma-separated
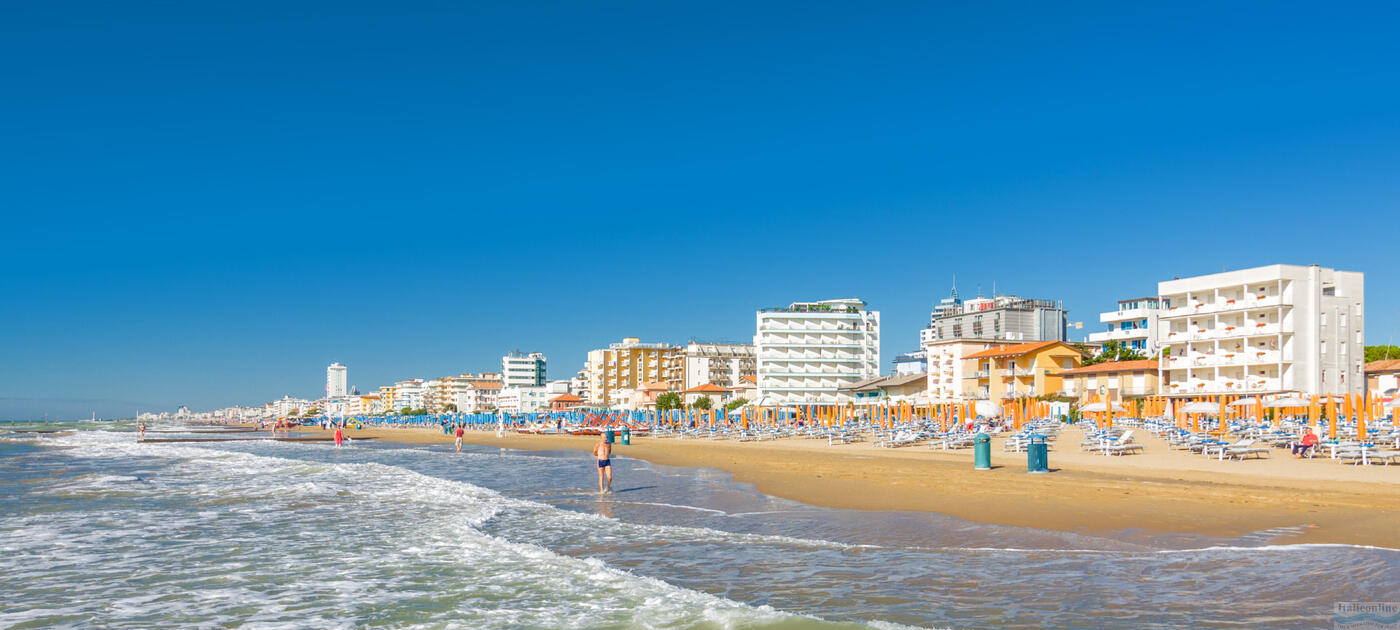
(454, 423, 464, 453)
(592, 436, 613, 493)
(138, 423, 145, 440)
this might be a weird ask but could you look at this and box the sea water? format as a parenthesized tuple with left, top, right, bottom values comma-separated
(1, 423, 1396, 629)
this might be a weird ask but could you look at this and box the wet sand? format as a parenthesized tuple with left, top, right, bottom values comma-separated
(288, 424, 1400, 548)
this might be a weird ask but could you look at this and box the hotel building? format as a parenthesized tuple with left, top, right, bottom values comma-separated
(962, 341, 1084, 400)
(586, 338, 681, 407)
(1088, 297, 1164, 355)
(754, 298, 880, 405)
(922, 339, 1019, 401)
(1158, 264, 1364, 397)
(676, 341, 756, 390)
(920, 291, 1068, 345)
(501, 351, 547, 387)
(326, 362, 347, 399)
(1060, 360, 1161, 402)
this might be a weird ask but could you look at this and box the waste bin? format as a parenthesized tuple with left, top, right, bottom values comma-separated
(620, 427, 631, 446)
(1027, 434, 1049, 474)
(604, 429, 615, 444)
(973, 433, 991, 470)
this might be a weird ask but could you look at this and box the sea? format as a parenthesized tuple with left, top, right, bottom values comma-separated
(2, 422, 1397, 629)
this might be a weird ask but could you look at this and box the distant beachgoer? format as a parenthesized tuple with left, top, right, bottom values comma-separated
(334, 426, 344, 447)
(455, 424, 465, 453)
(1293, 427, 1319, 458)
(592, 436, 613, 493)
(139, 423, 146, 439)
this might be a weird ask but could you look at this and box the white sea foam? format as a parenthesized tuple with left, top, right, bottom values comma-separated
(5, 430, 841, 629)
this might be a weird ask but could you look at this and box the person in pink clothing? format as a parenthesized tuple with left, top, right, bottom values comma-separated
(334, 426, 344, 447)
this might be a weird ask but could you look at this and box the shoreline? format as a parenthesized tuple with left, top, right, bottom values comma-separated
(296, 424, 1399, 548)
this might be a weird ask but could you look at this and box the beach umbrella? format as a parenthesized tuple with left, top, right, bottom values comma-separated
(1180, 401, 1219, 414)
(1264, 396, 1309, 408)
(1227, 397, 1260, 408)
(1080, 401, 1127, 413)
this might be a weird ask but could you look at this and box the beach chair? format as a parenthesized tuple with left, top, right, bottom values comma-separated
(1225, 439, 1271, 460)
(1094, 431, 1145, 456)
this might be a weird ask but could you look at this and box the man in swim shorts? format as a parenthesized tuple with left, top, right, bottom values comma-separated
(454, 423, 464, 453)
(592, 436, 612, 493)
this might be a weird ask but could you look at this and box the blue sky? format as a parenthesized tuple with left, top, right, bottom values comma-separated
(3, 2, 1399, 419)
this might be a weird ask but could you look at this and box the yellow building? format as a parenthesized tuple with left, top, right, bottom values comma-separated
(1059, 360, 1160, 402)
(963, 341, 1084, 400)
(586, 337, 682, 407)
(378, 386, 397, 413)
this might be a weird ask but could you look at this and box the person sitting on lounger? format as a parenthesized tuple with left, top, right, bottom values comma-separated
(1292, 427, 1319, 458)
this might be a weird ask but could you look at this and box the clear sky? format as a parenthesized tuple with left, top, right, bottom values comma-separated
(3, 2, 1399, 420)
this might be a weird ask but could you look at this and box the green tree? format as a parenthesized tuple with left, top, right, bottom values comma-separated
(1082, 341, 1148, 366)
(443, 403, 458, 412)
(725, 398, 749, 411)
(692, 396, 713, 410)
(304, 408, 319, 416)
(400, 407, 413, 415)
(655, 392, 683, 410)
(1365, 345, 1400, 363)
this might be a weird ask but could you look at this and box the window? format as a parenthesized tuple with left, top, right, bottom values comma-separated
(1320, 312, 1327, 326)
(1061, 358, 1073, 369)
(1339, 314, 1346, 328)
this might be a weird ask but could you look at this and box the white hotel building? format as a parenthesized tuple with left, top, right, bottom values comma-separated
(1089, 297, 1164, 355)
(1158, 264, 1364, 397)
(326, 362, 347, 399)
(755, 298, 880, 405)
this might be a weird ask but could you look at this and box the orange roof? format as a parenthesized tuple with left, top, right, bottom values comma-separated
(549, 393, 581, 403)
(470, 382, 503, 389)
(964, 341, 1063, 360)
(684, 383, 731, 393)
(1060, 360, 1159, 376)
(1365, 359, 1400, 373)
(740, 374, 757, 384)
(637, 382, 670, 391)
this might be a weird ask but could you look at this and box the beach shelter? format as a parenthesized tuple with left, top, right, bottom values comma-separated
(1080, 401, 1127, 413)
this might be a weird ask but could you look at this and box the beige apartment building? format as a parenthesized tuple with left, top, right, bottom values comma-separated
(586, 337, 681, 407)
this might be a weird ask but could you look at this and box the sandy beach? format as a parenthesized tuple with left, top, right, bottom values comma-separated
(305, 423, 1400, 548)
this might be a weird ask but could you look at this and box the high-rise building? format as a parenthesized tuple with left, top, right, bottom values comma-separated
(920, 289, 1068, 345)
(501, 351, 547, 387)
(326, 363, 347, 398)
(1158, 264, 1364, 397)
(1089, 297, 1164, 355)
(678, 341, 756, 390)
(755, 298, 880, 404)
(586, 338, 681, 407)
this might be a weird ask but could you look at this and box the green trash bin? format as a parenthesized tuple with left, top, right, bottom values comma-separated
(973, 433, 991, 470)
(620, 428, 631, 446)
(1027, 434, 1048, 474)
(604, 429, 615, 444)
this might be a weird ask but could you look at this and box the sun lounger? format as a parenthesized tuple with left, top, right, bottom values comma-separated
(1225, 439, 1271, 460)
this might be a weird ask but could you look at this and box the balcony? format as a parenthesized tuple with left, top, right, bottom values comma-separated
(1099, 307, 1156, 323)
(973, 370, 990, 379)
(1245, 323, 1281, 337)
(1089, 328, 1151, 343)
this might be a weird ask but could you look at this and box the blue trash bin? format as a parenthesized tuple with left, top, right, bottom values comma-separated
(973, 433, 991, 470)
(1028, 434, 1049, 473)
